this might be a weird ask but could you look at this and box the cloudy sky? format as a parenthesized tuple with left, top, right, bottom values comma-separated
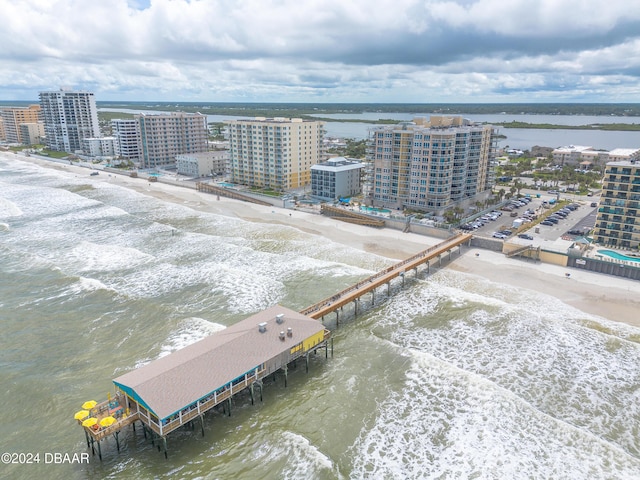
(1, 0, 640, 103)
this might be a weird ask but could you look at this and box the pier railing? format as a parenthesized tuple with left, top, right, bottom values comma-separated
(300, 233, 471, 318)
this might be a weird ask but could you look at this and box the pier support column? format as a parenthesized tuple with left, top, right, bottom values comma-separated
(84, 429, 90, 449)
(448, 249, 452, 261)
(331, 337, 334, 358)
(283, 364, 288, 388)
(199, 415, 205, 437)
(250, 383, 255, 405)
(90, 437, 95, 456)
(426, 261, 429, 275)
(114, 431, 120, 452)
(227, 397, 232, 417)
(353, 298, 358, 317)
(400, 272, 405, 287)
(97, 440, 102, 461)
(439, 254, 442, 267)
(163, 437, 168, 459)
(305, 353, 309, 373)
(335, 310, 339, 327)
(371, 290, 375, 305)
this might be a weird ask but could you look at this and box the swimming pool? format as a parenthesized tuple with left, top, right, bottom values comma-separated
(217, 182, 235, 187)
(597, 249, 640, 263)
(360, 206, 391, 214)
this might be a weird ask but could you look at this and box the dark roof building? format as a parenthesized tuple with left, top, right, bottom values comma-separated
(113, 305, 328, 424)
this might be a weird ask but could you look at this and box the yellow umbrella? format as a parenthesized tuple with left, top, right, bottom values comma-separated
(74, 410, 90, 421)
(82, 400, 97, 410)
(99, 416, 116, 428)
(82, 417, 98, 428)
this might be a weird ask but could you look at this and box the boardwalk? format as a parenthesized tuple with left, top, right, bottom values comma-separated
(300, 233, 472, 320)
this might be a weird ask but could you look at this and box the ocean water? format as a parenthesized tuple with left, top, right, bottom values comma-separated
(1, 157, 640, 480)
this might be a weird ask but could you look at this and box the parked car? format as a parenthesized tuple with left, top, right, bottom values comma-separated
(540, 221, 554, 226)
(546, 217, 559, 223)
(499, 230, 513, 236)
(518, 234, 534, 240)
(590, 202, 598, 207)
(493, 232, 507, 239)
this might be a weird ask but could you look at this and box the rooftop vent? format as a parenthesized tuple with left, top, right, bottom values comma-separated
(287, 327, 293, 337)
(279, 331, 286, 341)
(258, 322, 267, 333)
(276, 313, 284, 324)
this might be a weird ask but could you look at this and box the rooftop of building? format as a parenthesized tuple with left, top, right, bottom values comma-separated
(225, 117, 323, 124)
(312, 156, 364, 171)
(608, 148, 640, 156)
(552, 145, 594, 153)
(112, 305, 325, 420)
(605, 160, 640, 167)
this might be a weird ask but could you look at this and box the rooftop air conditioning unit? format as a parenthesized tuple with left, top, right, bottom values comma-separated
(276, 314, 284, 324)
(258, 322, 267, 333)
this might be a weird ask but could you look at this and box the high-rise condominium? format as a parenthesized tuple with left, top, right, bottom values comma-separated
(136, 112, 209, 169)
(39, 89, 100, 152)
(0, 104, 42, 144)
(225, 117, 325, 190)
(368, 116, 498, 212)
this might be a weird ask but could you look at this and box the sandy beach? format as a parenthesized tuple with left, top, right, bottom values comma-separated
(9, 153, 640, 327)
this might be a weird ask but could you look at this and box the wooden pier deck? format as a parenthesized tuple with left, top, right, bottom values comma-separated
(300, 233, 472, 320)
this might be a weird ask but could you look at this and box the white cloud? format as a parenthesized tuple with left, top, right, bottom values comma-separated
(0, 0, 639, 101)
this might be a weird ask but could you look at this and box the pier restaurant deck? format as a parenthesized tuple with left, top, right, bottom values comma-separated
(78, 306, 330, 457)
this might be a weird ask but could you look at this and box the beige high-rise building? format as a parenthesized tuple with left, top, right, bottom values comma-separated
(367, 116, 498, 212)
(225, 117, 325, 190)
(0, 117, 5, 141)
(136, 112, 209, 169)
(0, 104, 41, 144)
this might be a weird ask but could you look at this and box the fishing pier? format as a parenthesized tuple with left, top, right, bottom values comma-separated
(300, 232, 472, 322)
(75, 233, 471, 459)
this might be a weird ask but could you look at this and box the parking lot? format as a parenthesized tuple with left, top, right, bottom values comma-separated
(461, 190, 599, 243)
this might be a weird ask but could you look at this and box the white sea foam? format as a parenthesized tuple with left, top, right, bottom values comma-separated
(157, 317, 227, 358)
(133, 318, 227, 369)
(0, 196, 23, 218)
(350, 270, 640, 477)
(249, 431, 343, 480)
(350, 344, 640, 479)
(67, 240, 155, 273)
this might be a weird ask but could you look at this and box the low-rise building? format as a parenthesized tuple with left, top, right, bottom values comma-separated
(82, 137, 117, 157)
(176, 151, 228, 177)
(311, 156, 364, 200)
(18, 122, 45, 145)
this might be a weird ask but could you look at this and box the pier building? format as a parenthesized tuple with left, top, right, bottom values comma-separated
(76, 305, 331, 459)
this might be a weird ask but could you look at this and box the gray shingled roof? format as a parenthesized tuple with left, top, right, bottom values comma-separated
(113, 305, 325, 420)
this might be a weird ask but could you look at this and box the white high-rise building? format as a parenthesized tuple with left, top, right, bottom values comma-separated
(225, 117, 325, 190)
(111, 118, 141, 162)
(39, 88, 100, 152)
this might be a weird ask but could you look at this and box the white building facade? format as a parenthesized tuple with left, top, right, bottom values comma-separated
(311, 157, 364, 200)
(39, 89, 100, 152)
(82, 137, 117, 157)
(111, 118, 141, 162)
(176, 151, 228, 177)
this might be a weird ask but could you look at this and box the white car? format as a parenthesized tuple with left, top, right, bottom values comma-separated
(492, 232, 507, 239)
